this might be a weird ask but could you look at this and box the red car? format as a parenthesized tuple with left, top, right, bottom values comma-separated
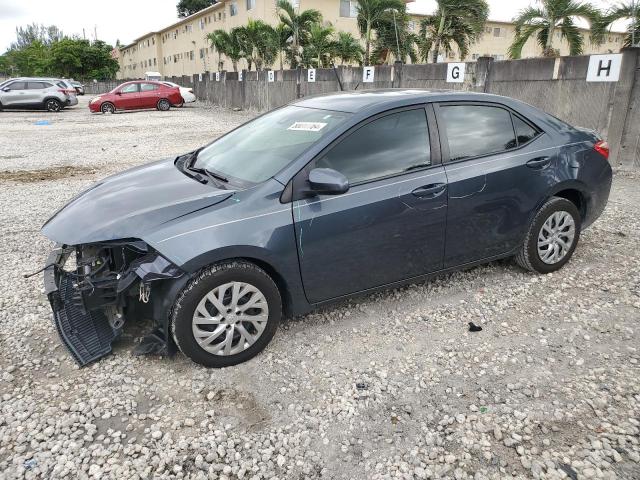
(89, 81, 182, 114)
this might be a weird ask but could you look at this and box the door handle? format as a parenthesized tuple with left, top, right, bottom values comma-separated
(412, 183, 446, 198)
(526, 156, 551, 169)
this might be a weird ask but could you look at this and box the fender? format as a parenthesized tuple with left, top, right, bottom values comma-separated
(180, 245, 310, 317)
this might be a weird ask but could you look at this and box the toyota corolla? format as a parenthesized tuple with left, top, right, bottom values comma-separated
(41, 90, 612, 368)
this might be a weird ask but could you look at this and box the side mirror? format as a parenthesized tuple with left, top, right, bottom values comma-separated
(307, 168, 349, 195)
(1, 87, 10, 92)
(115, 91, 122, 95)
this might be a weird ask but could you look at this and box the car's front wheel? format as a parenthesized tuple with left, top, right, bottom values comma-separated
(516, 196, 581, 273)
(171, 261, 282, 367)
(101, 102, 115, 114)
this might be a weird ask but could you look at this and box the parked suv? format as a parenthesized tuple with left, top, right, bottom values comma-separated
(0, 78, 78, 111)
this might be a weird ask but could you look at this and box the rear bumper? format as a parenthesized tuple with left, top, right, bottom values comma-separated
(583, 162, 613, 229)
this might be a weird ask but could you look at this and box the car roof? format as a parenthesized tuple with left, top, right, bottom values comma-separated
(293, 89, 517, 114)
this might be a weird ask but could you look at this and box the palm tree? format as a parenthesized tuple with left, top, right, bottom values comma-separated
(509, 0, 601, 59)
(372, 9, 418, 64)
(417, 0, 488, 63)
(304, 23, 336, 68)
(356, 0, 406, 65)
(207, 29, 228, 71)
(213, 28, 244, 72)
(276, 0, 322, 68)
(333, 31, 364, 65)
(275, 23, 290, 71)
(242, 20, 278, 70)
(593, 2, 640, 48)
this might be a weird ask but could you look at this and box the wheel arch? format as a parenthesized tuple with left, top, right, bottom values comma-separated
(179, 246, 307, 318)
(43, 97, 63, 108)
(547, 181, 590, 222)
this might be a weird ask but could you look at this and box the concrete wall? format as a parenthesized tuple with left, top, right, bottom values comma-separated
(89, 48, 640, 169)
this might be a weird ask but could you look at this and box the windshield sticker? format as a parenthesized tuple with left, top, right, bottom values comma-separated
(288, 122, 327, 132)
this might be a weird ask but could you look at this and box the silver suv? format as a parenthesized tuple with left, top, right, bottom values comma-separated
(0, 78, 78, 112)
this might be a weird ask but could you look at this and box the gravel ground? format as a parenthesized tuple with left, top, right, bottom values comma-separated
(0, 97, 639, 480)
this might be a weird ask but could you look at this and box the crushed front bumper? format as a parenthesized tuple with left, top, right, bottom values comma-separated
(45, 247, 120, 366)
(44, 243, 184, 367)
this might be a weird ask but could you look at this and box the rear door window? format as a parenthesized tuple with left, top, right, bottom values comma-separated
(439, 105, 517, 161)
(27, 82, 51, 90)
(315, 108, 431, 184)
(140, 83, 159, 92)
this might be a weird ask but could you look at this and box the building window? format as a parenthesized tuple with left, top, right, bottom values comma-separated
(246, 0, 255, 10)
(153, 58, 157, 66)
(493, 27, 501, 37)
(190, 51, 194, 61)
(340, 0, 357, 17)
(200, 48, 205, 59)
(230, 1, 238, 16)
(200, 19, 205, 30)
(471, 53, 479, 60)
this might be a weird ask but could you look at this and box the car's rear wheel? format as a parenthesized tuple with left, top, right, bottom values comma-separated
(45, 99, 63, 112)
(157, 98, 171, 111)
(516, 197, 581, 273)
(101, 102, 115, 114)
(171, 261, 282, 368)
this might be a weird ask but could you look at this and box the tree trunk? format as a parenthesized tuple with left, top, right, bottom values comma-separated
(365, 23, 371, 66)
(431, 39, 440, 63)
(432, 13, 446, 63)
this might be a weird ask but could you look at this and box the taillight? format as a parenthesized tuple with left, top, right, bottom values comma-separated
(58, 89, 75, 95)
(594, 140, 609, 159)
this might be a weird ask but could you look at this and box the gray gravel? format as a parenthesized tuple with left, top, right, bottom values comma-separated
(0, 96, 638, 480)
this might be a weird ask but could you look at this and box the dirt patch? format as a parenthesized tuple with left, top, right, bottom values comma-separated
(0, 166, 95, 183)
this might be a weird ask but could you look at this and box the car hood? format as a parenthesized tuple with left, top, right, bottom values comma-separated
(42, 158, 233, 245)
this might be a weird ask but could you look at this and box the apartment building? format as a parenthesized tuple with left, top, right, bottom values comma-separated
(117, 0, 625, 79)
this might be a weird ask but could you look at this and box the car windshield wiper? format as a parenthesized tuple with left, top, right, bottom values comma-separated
(189, 166, 229, 187)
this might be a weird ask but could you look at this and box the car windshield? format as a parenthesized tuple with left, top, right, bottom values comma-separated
(193, 106, 351, 183)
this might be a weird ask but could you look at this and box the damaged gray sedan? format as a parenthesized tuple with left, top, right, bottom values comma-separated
(41, 90, 612, 368)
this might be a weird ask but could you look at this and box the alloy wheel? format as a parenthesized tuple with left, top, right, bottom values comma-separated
(537, 211, 576, 265)
(191, 281, 269, 356)
(101, 103, 115, 114)
(46, 100, 61, 112)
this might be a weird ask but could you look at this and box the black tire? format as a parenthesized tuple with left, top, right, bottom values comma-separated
(171, 261, 282, 368)
(45, 98, 63, 112)
(157, 98, 171, 111)
(516, 196, 581, 273)
(101, 102, 115, 114)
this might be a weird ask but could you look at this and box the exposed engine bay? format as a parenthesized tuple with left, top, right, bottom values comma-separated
(44, 240, 184, 366)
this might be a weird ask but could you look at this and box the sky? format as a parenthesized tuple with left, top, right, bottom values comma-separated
(0, 0, 622, 53)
